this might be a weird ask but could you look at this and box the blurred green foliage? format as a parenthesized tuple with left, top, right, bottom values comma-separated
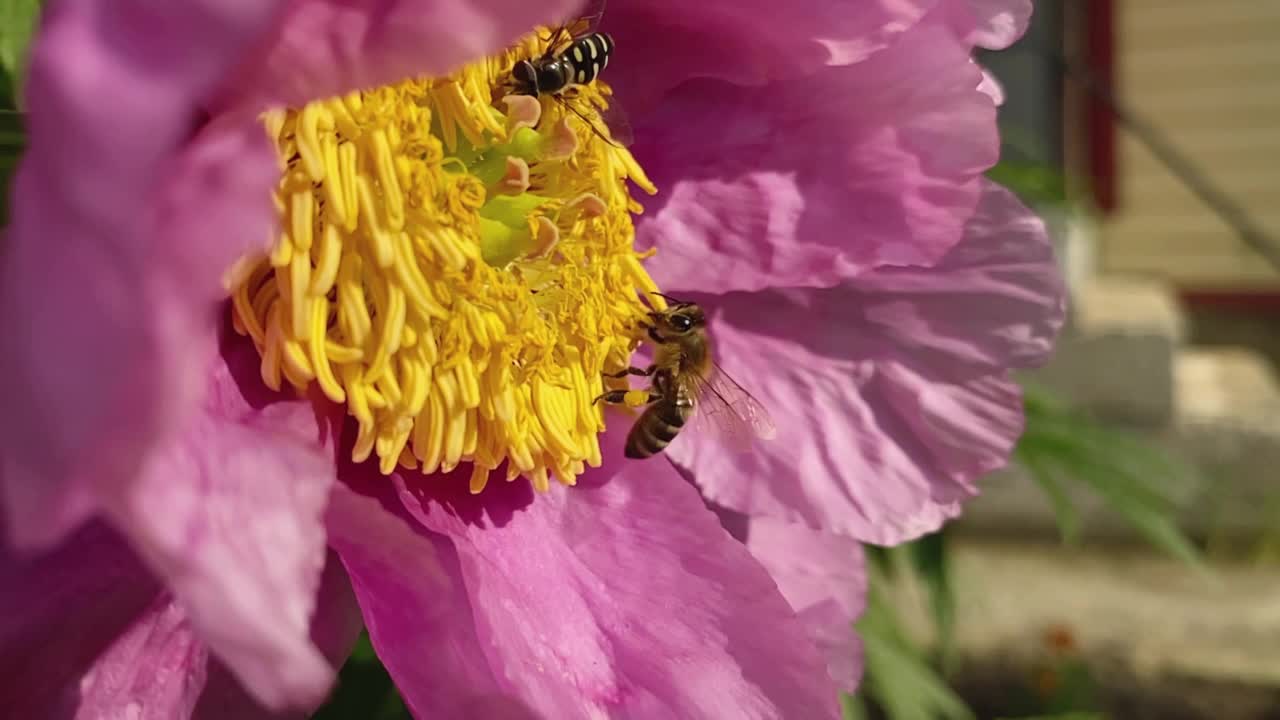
(986, 160, 1070, 207)
(0, 0, 39, 106)
(1017, 385, 1203, 566)
(847, 563, 973, 720)
(0, 0, 36, 224)
(313, 635, 412, 720)
(849, 380, 1204, 720)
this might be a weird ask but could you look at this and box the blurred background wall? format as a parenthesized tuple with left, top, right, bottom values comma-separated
(858, 3, 1280, 719)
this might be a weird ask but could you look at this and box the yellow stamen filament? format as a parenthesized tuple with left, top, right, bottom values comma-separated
(232, 29, 659, 493)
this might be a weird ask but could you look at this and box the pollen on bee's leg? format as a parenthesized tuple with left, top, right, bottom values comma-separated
(230, 25, 663, 494)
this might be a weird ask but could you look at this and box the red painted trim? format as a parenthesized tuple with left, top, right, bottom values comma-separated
(1085, 0, 1117, 212)
(1181, 291, 1280, 311)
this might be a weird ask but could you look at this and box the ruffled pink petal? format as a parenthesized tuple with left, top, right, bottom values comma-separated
(1, 0, 283, 549)
(90, 336, 343, 710)
(961, 0, 1034, 50)
(977, 65, 1005, 105)
(193, 554, 365, 720)
(0, 516, 359, 718)
(232, 0, 589, 108)
(324, 471, 520, 718)
(715, 506, 868, 690)
(632, 11, 996, 295)
(605, 0, 937, 114)
(383, 429, 840, 719)
(673, 182, 1066, 544)
(74, 596, 210, 720)
(0, 521, 161, 716)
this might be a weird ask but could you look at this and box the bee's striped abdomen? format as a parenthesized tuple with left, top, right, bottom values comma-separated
(561, 32, 613, 88)
(625, 396, 692, 459)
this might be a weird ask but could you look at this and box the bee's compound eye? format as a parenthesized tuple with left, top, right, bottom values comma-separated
(670, 314, 693, 332)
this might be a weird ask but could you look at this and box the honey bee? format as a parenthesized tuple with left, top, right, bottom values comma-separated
(504, 0, 632, 147)
(596, 295, 775, 458)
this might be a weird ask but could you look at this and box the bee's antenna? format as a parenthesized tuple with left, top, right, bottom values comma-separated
(648, 292, 688, 305)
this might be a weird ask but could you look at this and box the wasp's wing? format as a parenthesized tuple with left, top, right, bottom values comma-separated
(598, 96, 634, 147)
(686, 363, 776, 452)
(558, 91, 633, 148)
(546, 0, 607, 54)
(570, 0, 608, 35)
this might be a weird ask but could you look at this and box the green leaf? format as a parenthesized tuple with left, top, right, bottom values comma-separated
(986, 160, 1069, 206)
(884, 531, 956, 668)
(312, 633, 411, 720)
(855, 577, 974, 720)
(1015, 384, 1205, 569)
(0, 108, 23, 226)
(0, 0, 41, 107)
(1017, 449, 1081, 544)
(841, 693, 870, 720)
(996, 715, 1107, 720)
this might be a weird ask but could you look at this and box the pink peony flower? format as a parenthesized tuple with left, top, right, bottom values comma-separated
(0, 0, 1061, 717)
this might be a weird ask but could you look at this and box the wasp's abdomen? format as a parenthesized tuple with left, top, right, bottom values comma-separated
(560, 32, 613, 88)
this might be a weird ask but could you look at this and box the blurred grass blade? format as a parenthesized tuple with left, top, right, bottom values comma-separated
(987, 159, 1069, 205)
(312, 633, 411, 720)
(1015, 384, 1203, 567)
(0, 109, 21, 226)
(1, 108, 24, 152)
(885, 531, 956, 666)
(1017, 449, 1081, 544)
(854, 577, 973, 720)
(0, 0, 41, 107)
(996, 715, 1107, 720)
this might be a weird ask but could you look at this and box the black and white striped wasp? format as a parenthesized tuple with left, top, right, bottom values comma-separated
(505, 0, 632, 147)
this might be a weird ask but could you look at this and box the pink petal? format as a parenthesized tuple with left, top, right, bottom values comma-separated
(0, 521, 162, 716)
(2, 0, 282, 550)
(605, 0, 938, 114)
(324, 471, 520, 717)
(715, 506, 868, 690)
(232, 0, 589, 108)
(75, 596, 210, 720)
(632, 12, 996, 295)
(93, 335, 343, 710)
(193, 554, 365, 719)
(0, 518, 360, 718)
(978, 65, 1006, 105)
(673, 182, 1066, 544)
(961, 0, 1034, 50)
(388, 429, 841, 719)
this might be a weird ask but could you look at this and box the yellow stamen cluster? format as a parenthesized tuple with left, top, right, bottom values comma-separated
(230, 30, 660, 493)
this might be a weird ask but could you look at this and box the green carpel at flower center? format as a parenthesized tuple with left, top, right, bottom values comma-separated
(230, 30, 660, 493)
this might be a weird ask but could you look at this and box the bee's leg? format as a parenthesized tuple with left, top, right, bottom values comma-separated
(594, 389, 661, 406)
(604, 365, 655, 379)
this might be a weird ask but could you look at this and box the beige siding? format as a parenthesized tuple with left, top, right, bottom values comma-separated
(1100, 0, 1280, 289)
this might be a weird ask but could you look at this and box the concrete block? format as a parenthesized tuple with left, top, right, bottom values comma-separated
(959, 346, 1280, 541)
(884, 539, 1280, 719)
(1030, 276, 1186, 426)
(1171, 348, 1280, 536)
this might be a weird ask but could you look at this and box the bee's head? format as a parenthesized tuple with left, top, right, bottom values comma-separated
(649, 300, 705, 336)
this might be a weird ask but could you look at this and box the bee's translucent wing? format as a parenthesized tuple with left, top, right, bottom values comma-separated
(685, 363, 776, 452)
